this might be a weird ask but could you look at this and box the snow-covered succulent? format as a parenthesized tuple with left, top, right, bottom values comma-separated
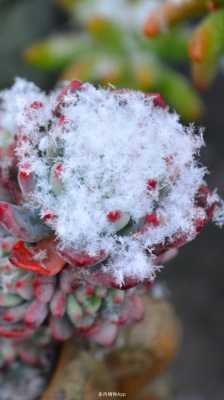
(12, 79, 219, 283)
(0, 78, 221, 349)
(0, 79, 44, 178)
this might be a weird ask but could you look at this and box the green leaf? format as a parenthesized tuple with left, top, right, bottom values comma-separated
(24, 33, 93, 71)
(67, 294, 83, 325)
(155, 67, 204, 121)
(190, 9, 224, 89)
(0, 292, 23, 307)
(137, 28, 189, 62)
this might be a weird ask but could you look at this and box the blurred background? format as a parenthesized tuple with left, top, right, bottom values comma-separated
(0, 0, 223, 398)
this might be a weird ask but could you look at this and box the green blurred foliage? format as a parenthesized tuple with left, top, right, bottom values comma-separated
(144, 0, 224, 90)
(24, 0, 204, 121)
(190, 8, 224, 89)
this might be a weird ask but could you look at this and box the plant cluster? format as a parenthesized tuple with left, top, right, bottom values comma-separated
(24, 0, 203, 121)
(0, 78, 222, 398)
(144, 0, 224, 89)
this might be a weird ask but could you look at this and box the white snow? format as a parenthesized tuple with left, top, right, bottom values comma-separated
(7, 79, 218, 285)
(0, 78, 48, 175)
(0, 78, 47, 136)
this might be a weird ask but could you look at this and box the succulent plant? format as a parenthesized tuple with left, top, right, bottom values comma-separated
(0, 78, 222, 352)
(144, 0, 224, 90)
(0, 77, 223, 399)
(0, 330, 52, 368)
(0, 234, 56, 360)
(0, 225, 145, 347)
(0, 118, 145, 347)
(24, 0, 203, 121)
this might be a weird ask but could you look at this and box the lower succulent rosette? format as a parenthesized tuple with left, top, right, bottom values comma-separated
(13, 80, 221, 285)
(0, 234, 145, 347)
(0, 328, 53, 368)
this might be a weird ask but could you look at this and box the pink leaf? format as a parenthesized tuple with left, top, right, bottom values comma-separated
(10, 238, 66, 276)
(87, 322, 118, 347)
(58, 247, 108, 269)
(24, 300, 48, 328)
(50, 317, 74, 341)
(33, 276, 56, 303)
(50, 290, 66, 318)
(0, 201, 51, 242)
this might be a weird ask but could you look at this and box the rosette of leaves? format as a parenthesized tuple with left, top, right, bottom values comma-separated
(144, 0, 224, 90)
(0, 233, 145, 347)
(24, 0, 203, 121)
(0, 330, 52, 368)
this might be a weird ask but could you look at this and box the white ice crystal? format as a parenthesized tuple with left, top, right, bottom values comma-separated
(12, 79, 215, 285)
(0, 78, 47, 175)
(213, 198, 224, 226)
(0, 78, 47, 137)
